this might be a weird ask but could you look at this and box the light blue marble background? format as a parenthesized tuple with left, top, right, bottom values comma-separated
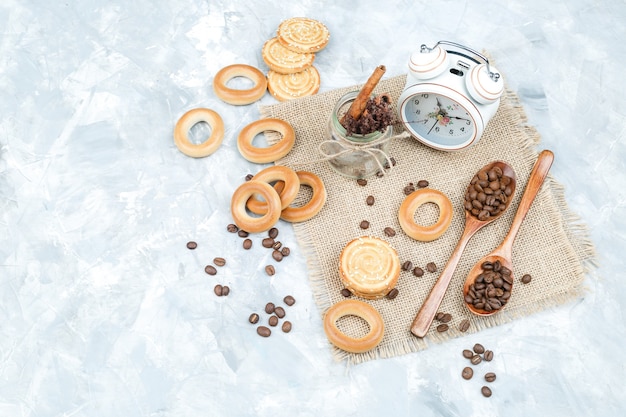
(1, 1, 624, 416)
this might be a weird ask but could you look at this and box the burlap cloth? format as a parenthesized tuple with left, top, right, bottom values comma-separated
(259, 74, 596, 365)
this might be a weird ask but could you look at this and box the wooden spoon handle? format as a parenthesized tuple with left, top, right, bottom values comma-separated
(497, 150, 554, 256)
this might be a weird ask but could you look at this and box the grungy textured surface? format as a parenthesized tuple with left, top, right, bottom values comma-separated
(1, 1, 624, 416)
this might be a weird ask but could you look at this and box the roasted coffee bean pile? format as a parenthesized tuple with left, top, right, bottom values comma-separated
(250, 295, 296, 337)
(465, 260, 513, 312)
(464, 165, 513, 221)
(461, 343, 497, 397)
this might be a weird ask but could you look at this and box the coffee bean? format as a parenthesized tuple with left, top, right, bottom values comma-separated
(265, 265, 275, 276)
(265, 302, 275, 314)
(413, 267, 424, 277)
(436, 323, 449, 332)
(268, 227, 279, 239)
(281, 247, 290, 257)
(272, 250, 283, 262)
(341, 288, 352, 297)
(481, 386, 492, 398)
(435, 312, 444, 321)
(214, 284, 223, 296)
(403, 184, 415, 195)
(274, 306, 286, 318)
(483, 350, 494, 361)
(222, 285, 230, 296)
(268, 315, 279, 327)
(386, 288, 399, 300)
(462, 367, 473, 380)
(213, 257, 226, 267)
(484, 372, 497, 382)
(272, 241, 282, 250)
(262, 238, 274, 248)
(205, 265, 217, 275)
(359, 220, 370, 229)
(426, 262, 437, 273)
(243, 238, 252, 249)
(357, 179, 367, 186)
(402, 260, 413, 271)
(458, 319, 470, 332)
(470, 354, 482, 365)
(366, 195, 375, 206)
(384, 227, 396, 237)
(249, 313, 260, 324)
(282, 321, 292, 333)
(227, 224, 239, 233)
(417, 180, 429, 188)
(283, 295, 296, 306)
(245, 173, 254, 181)
(186, 241, 197, 250)
(473, 343, 485, 354)
(238, 230, 249, 238)
(257, 326, 271, 337)
(440, 313, 452, 323)
(462, 349, 474, 359)
(521, 273, 532, 284)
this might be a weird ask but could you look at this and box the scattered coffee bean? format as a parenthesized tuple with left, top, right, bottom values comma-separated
(268, 227, 279, 239)
(282, 321, 292, 333)
(227, 224, 239, 233)
(436, 323, 449, 332)
(458, 319, 470, 332)
(384, 227, 396, 237)
(386, 288, 399, 300)
(470, 354, 482, 365)
(462, 349, 474, 359)
(417, 180, 429, 188)
(265, 302, 275, 314)
(272, 241, 282, 250)
(483, 350, 494, 361)
(262, 238, 275, 248)
(359, 220, 370, 229)
(268, 315, 279, 327)
(521, 273, 532, 284)
(213, 257, 226, 267)
(249, 313, 260, 324)
(402, 260, 413, 271)
(214, 284, 223, 296)
(265, 265, 275, 276)
(481, 386, 492, 398)
(426, 262, 437, 273)
(221, 285, 230, 296)
(462, 367, 474, 380)
(484, 372, 497, 382)
(274, 306, 286, 318)
(341, 288, 352, 297)
(272, 250, 283, 262)
(473, 343, 485, 354)
(413, 267, 424, 277)
(281, 247, 290, 257)
(403, 183, 416, 195)
(205, 265, 217, 276)
(366, 195, 375, 206)
(186, 241, 197, 250)
(376, 170, 384, 178)
(237, 230, 249, 238)
(245, 173, 254, 181)
(283, 295, 296, 306)
(440, 313, 452, 323)
(357, 179, 367, 186)
(257, 326, 271, 337)
(243, 238, 252, 249)
(435, 312, 444, 321)
(465, 166, 513, 221)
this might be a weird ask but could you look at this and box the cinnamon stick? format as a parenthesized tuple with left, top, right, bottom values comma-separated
(342, 65, 386, 124)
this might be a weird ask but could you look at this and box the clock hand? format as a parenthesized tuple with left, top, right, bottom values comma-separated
(427, 119, 438, 135)
(450, 116, 471, 122)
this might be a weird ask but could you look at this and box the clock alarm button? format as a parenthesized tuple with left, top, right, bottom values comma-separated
(465, 64, 504, 104)
(408, 45, 448, 80)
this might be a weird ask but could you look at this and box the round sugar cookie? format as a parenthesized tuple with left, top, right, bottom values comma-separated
(277, 17, 330, 54)
(267, 66, 321, 102)
(262, 37, 315, 74)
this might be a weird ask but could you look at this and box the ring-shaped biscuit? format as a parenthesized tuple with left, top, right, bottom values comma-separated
(231, 181, 282, 233)
(398, 188, 453, 242)
(173, 108, 225, 158)
(213, 64, 267, 105)
(237, 118, 295, 163)
(246, 165, 300, 212)
(323, 299, 384, 353)
(280, 171, 327, 222)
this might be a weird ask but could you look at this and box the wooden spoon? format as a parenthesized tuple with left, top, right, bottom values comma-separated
(463, 149, 554, 316)
(410, 160, 517, 338)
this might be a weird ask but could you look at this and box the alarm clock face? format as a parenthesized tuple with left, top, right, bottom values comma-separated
(401, 91, 478, 150)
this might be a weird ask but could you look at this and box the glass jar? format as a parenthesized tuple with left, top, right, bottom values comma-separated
(321, 91, 394, 179)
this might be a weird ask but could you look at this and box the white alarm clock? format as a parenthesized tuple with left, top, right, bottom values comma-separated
(397, 40, 504, 151)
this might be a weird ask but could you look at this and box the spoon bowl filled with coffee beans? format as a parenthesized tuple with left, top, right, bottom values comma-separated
(463, 150, 554, 316)
(410, 159, 516, 337)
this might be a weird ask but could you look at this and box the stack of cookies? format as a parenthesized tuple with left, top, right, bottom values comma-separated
(262, 17, 330, 101)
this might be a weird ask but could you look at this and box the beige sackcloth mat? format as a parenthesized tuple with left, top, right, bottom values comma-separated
(259, 74, 596, 365)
